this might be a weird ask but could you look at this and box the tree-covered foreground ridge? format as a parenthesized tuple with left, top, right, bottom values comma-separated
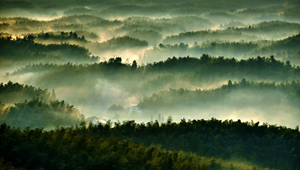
(0, 118, 300, 170)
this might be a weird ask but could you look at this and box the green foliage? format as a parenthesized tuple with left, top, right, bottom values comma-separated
(143, 55, 299, 82)
(138, 79, 300, 111)
(125, 29, 163, 45)
(0, 157, 25, 170)
(258, 33, 300, 53)
(231, 21, 300, 35)
(37, 31, 87, 42)
(0, 36, 92, 64)
(14, 55, 300, 81)
(83, 119, 300, 170)
(163, 30, 258, 45)
(11, 55, 300, 105)
(0, 124, 205, 170)
(1, 118, 296, 170)
(143, 41, 259, 62)
(0, 81, 51, 104)
(0, 98, 84, 129)
(96, 36, 148, 51)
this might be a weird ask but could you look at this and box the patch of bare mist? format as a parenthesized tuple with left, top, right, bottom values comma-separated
(209, 25, 220, 31)
(0, 64, 23, 75)
(94, 79, 130, 106)
(0, 72, 38, 86)
(89, 26, 126, 43)
(32, 12, 65, 21)
(215, 105, 299, 128)
(221, 159, 258, 170)
(124, 94, 140, 107)
(138, 86, 300, 128)
(50, 79, 140, 118)
(77, 87, 299, 128)
(209, 90, 299, 128)
(209, 107, 297, 129)
(195, 80, 230, 91)
(52, 86, 103, 118)
(90, 33, 114, 43)
(154, 104, 299, 129)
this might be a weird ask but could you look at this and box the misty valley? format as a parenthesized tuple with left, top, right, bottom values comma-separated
(0, 0, 300, 169)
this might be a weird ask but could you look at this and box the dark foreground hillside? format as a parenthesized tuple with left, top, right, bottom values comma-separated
(1, 119, 299, 170)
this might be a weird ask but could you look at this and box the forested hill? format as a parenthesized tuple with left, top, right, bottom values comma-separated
(163, 30, 259, 45)
(1, 0, 300, 169)
(0, 36, 94, 65)
(10, 56, 300, 99)
(143, 55, 299, 76)
(0, 81, 53, 104)
(142, 41, 260, 62)
(0, 82, 84, 129)
(258, 33, 300, 52)
(230, 21, 300, 35)
(14, 55, 300, 79)
(0, 99, 84, 129)
(1, 118, 299, 170)
(137, 79, 300, 113)
(89, 118, 300, 170)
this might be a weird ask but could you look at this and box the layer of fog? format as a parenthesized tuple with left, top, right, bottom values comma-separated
(1, 0, 300, 129)
(1, 15, 299, 65)
(2, 66, 300, 129)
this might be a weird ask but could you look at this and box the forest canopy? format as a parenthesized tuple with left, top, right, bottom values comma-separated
(1, 0, 300, 169)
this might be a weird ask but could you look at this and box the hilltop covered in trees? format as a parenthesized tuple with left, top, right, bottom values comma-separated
(0, 118, 299, 170)
(7, 56, 300, 129)
(254, 33, 300, 61)
(0, 36, 95, 67)
(13, 55, 300, 79)
(1, 13, 299, 63)
(87, 118, 300, 170)
(35, 31, 87, 43)
(10, 56, 300, 104)
(0, 81, 53, 104)
(0, 82, 83, 129)
(138, 79, 300, 112)
(228, 20, 300, 39)
(163, 30, 259, 45)
(143, 41, 260, 62)
(0, 99, 84, 129)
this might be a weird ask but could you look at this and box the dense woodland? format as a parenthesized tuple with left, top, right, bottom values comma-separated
(138, 79, 300, 115)
(0, 99, 83, 130)
(0, 119, 299, 170)
(12, 55, 300, 86)
(0, 82, 83, 129)
(0, 36, 95, 67)
(1, 0, 300, 169)
(0, 81, 52, 104)
(6, 56, 300, 120)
